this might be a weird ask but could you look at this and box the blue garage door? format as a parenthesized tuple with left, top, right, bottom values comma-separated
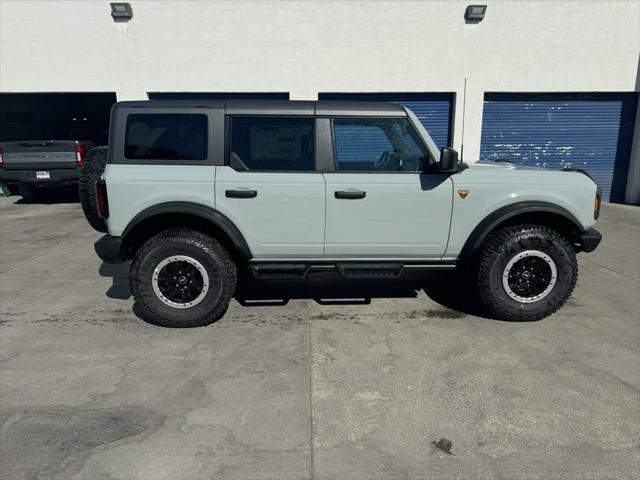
(318, 93, 454, 149)
(480, 93, 638, 202)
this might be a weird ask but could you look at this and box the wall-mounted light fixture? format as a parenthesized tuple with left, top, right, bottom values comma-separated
(465, 5, 487, 23)
(111, 3, 133, 21)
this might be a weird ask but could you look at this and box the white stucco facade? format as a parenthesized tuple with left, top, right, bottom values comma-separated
(1, 0, 639, 198)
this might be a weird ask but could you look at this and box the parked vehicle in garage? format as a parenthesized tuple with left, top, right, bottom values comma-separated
(81, 99, 602, 327)
(0, 139, 93, 201)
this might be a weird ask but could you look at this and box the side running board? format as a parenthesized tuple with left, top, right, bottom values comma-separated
(335, 263, 403, 279)
(248, 262, 455, 279)
(249, 263, 310, 279)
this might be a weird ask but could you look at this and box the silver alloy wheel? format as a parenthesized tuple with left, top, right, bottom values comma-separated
(152, 255, 209, 309)
(502, 250, 557, 303)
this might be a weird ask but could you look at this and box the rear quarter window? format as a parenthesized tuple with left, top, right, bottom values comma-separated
(125, 114, 207, 160)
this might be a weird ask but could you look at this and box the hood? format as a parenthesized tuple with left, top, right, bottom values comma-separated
(467, 161, 548, 172)
(456, 161, 596, 187)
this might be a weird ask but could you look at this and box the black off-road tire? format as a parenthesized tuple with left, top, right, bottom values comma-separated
(476, 224, 578, 322)
(130, 229, 237, 328)
(79, 146, 108, 232)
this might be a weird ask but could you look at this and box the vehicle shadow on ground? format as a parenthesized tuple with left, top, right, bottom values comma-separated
(235, 271, 420, 306)
(99, 262, 132, 299)
(98, 263, 490, 319)
(420, 271, 489, 318)
(10, 189, 80, 205)
(236, 270, 489, 318)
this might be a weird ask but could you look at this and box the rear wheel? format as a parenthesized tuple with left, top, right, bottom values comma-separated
(476, 224, 577, 321)
(130, 229, 237, 328)
(79, 146, 108, 232)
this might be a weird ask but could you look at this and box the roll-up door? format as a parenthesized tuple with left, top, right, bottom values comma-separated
(480, 93, 638, 202)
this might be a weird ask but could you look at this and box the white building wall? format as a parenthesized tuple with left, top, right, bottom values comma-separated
(626, 100, 640, 203)
(1, 0, 639, 166)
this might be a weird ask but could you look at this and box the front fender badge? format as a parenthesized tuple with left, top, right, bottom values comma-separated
(458, 189, 470, 199)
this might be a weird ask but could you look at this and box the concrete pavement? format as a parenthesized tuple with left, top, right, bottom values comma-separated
(0, 196, 638, 479)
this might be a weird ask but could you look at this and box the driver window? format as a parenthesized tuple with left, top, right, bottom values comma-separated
(332, 117, 427, 172)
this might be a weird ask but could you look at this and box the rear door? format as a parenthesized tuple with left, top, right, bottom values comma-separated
(215, 115, 325, 259)
(322, 116, 453, 259)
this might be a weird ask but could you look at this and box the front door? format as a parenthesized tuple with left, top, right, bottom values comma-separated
(215, 115, 325, 259)
(323, 117, 453, 259)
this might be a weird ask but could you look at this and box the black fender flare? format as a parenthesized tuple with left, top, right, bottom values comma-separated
(459, 201, 584, 259)
(121, 201, 252, 259)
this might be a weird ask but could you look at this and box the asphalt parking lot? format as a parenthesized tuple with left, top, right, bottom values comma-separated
(0, 195, 638, 480)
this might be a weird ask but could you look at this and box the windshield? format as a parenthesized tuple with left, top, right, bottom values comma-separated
(404, 108, 440, 162)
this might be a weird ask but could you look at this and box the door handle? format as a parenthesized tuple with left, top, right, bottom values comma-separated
(335, 190, 366, 200)
(226, 189, 257, 199)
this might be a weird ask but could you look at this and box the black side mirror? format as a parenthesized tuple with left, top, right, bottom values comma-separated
(439, 147, 461, 173)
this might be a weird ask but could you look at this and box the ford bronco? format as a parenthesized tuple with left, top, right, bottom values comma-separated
(81, 100, 602, 327)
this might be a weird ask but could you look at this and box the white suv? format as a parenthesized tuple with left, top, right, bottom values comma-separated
(79, 100, 602, 327)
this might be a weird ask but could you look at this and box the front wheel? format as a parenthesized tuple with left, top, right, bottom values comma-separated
(476, 224, 578, 321)
(130, 229, 237, 327)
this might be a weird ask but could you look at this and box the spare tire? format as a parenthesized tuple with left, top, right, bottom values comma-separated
(79, 146, 109, 232)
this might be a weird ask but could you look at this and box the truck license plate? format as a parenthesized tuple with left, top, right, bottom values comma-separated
(35, 171, 50, 180)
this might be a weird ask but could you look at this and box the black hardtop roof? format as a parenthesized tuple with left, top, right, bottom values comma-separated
(113, 99, 407, 117)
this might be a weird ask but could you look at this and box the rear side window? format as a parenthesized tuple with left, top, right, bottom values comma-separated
(125, 114, 207, 160)
(229, 116, 314, 171)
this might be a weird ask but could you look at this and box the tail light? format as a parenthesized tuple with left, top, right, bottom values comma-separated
(594, 187, 601, 220)
(0, 147, 4, 169)
(75, 145, 86, 168)
(95, 180, 109, 218)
